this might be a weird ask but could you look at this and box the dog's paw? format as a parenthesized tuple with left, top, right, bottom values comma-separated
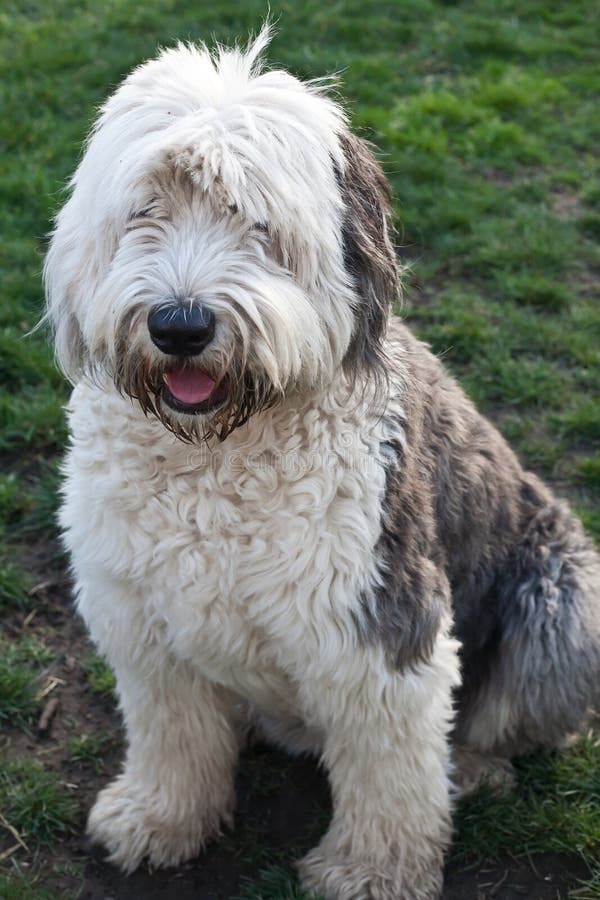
(452, 745, 516, 797)
(297, 846, 442, 900)
(87, 774, 225, 873)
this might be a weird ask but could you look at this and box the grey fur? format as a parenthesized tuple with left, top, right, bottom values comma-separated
(357, 422, 450, 671)
(340, 136, 600, 757)
(371, 322, 600, 756)
(336, 132, 398, 382)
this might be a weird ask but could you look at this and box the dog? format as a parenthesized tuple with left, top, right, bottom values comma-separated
(44, 27, 600, 900)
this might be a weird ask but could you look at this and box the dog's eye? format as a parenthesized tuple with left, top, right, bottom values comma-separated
(130, 208, 154, 221)
(228, 203, 239, 215)
(129, 199, 160, 221)
(251, 223, 269, 234)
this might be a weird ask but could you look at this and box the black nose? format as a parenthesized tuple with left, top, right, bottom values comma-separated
(147, 302, 216, 356)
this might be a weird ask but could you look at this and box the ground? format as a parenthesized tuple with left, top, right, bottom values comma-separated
(1, 0, 599, 898)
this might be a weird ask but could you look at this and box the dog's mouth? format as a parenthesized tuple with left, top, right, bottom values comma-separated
(160, 365, 229, 415)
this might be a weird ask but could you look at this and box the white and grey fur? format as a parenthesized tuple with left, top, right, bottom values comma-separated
(44, 28, 600, 900)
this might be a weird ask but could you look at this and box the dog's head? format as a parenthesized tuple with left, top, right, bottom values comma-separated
(44, 28, 398, 441)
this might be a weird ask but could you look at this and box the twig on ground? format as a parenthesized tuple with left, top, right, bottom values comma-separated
(37, 696, 60, 733)
(0, 842, 22, 861)
(28, 576, 71, 596)
(22, 608, 37, 627)
(0, 812, 30, 852)
(35, 676, 65, 702)
(526, 852, 542, 880)
(489, 869, 509, 896)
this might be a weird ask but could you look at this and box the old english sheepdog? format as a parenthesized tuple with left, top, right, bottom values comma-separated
(44, 27, 600, 900)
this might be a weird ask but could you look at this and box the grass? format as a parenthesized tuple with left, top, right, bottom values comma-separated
(237, 865, 312, 899)
(0, 635, 54, 727)
(0, 759, 78, 845)
(576, 456, 600, 489)
(0, 871, 59, 900)
(453, 736, 600, 898)
(0, 561, 31, 613)
(573, 872, 600, 900)
(454, 734, 600, 865)
(1, 0, 599, 896)
(67, 731, 117, 773)
(81, 655, 117, 702)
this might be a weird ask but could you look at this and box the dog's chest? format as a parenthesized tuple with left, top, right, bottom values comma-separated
(148, 441, 384, 685)
(65, 387, 389, 698)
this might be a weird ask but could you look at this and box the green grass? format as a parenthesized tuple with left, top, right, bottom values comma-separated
(0, 871, 59, 900)
(67, 731, 117, 773)
(454, 734, 600, 865)
(81, 655, 117, 702)
(0, 635, 54, 727)
(1, 0, 599, 895)
(0, 560, 31, 613)
(573, 871, 600, 900)
(238, 865, 313, 899)
(0, 759, 78, 844)
(576, 455, 600, 489)
(454, 735, 600, 898)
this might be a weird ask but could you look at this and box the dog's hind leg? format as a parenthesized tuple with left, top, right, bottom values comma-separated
(455, 497, 600, 768)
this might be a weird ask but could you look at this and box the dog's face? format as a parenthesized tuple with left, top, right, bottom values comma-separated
(45, 29, 398, 440)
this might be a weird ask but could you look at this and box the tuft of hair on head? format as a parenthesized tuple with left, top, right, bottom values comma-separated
(243, 20, 275, 68)
(213, 20, 275, 81)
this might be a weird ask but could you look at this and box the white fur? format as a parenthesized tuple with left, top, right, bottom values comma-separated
(44, 29, 354, 394)
(62, 380, 459, 897)
(48, 30, 460, 900)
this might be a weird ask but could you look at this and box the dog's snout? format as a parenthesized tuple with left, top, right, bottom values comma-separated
(147, 302, 215, 356)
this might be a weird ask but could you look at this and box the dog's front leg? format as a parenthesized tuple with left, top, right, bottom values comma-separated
(298, 634, 459, 900)
(87, 652, 239, 873)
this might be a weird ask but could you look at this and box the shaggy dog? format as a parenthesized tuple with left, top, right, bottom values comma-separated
(44, 28, 600, 900)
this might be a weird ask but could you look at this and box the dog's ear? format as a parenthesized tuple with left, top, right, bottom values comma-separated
(43, 244, 87, 383)
(43, 204, 100, 382)
(48, 302, 86, 384)
(336, 131, 399, 378)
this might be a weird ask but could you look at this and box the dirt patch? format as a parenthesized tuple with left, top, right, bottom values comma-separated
(444, 854, 592, 899)
(480, 169, 515, 189)
(551, 190, 582, 220)
(79, 845, 591, 900)
(80, 749, 330, 900)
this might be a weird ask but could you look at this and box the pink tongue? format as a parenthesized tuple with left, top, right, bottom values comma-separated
(166, 368, 216, 404)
